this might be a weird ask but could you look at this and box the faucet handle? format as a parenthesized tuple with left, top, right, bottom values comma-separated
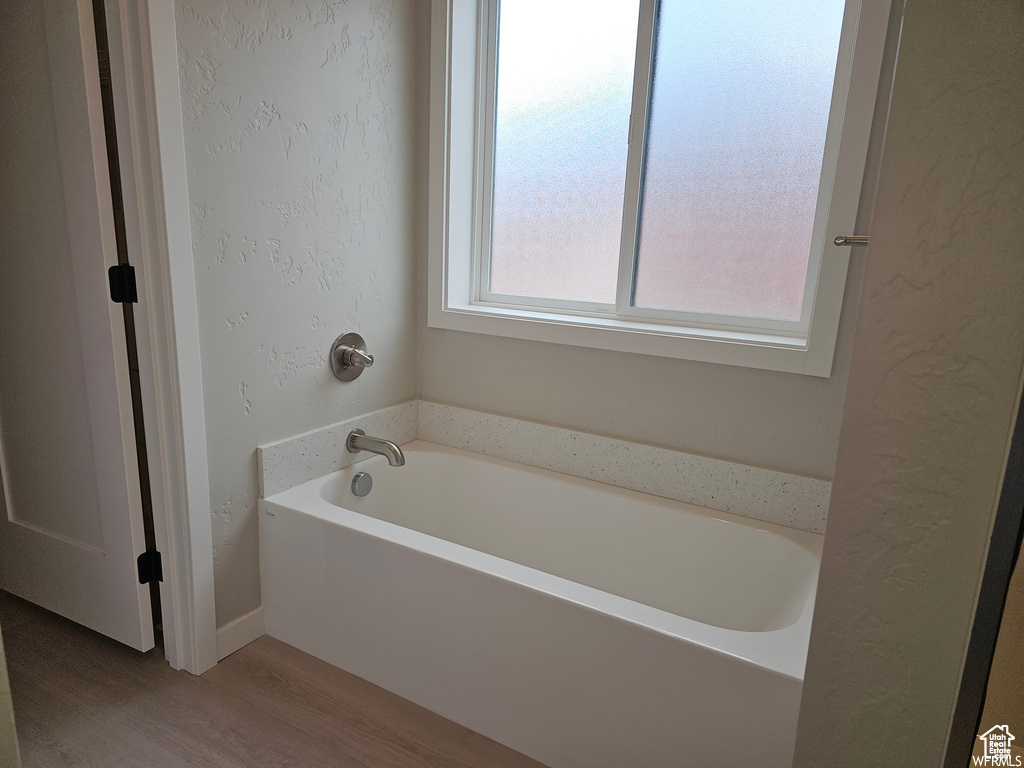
(330, 332, 373, 381)
(342, 347, 374, 368)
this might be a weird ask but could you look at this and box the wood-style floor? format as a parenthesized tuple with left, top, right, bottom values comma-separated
(0, 592, 545, 768)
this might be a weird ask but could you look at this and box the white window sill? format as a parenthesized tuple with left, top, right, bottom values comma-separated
(428, 301, 835, 376)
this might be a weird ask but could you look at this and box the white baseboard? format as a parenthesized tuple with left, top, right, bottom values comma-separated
(215, 606, 265, 661)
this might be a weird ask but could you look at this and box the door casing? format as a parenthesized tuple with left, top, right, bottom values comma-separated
(96, 0, 218, 675)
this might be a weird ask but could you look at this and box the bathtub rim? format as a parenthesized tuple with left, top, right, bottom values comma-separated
(262, 439, 822, 681)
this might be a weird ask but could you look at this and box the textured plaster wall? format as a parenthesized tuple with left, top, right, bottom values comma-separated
(175, 0, 423, 626)
(793, 0, 1024, 763)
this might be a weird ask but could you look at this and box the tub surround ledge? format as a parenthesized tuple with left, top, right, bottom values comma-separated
(257, 401, 418, 498)
(419, 401, 831, 533)
(258, 399, 832, 533)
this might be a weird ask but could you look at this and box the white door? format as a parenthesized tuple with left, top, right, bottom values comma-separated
(0, 0, 154, 652)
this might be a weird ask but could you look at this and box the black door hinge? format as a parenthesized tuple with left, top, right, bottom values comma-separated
(137, 548, 163, 584)
(108, 264, 138, 303)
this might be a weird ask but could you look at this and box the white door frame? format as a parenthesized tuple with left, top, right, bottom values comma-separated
(102, 0, 218, 675)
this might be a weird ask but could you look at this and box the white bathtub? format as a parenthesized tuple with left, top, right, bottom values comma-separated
(259, 441, 822, 768)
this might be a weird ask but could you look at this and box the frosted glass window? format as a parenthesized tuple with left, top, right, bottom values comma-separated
(633, 0, 845, 321)
(488, 0, 639, 305)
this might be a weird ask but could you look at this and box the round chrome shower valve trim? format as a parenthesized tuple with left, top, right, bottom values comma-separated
(330, 332, 373, 382)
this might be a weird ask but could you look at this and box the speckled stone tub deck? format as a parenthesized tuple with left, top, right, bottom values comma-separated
(258, 400, 831, 533)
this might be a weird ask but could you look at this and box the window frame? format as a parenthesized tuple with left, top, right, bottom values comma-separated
(428, 0, 892, 376)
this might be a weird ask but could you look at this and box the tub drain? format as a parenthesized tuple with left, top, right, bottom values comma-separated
(351, 471, 373, 497)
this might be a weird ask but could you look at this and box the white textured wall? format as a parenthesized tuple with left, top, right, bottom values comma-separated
(175, 0, 424, 626)
(793, 0, 1024, 763)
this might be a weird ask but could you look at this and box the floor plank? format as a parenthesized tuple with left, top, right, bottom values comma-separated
(0, 593, 544, 768)
(0, 592, 41, 633)
(205, 636, 545, 768)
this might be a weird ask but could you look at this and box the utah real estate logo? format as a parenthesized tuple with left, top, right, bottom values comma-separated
(976, 725, 1022, 766)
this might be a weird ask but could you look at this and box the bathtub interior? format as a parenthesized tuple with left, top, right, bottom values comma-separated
(316, 441, 820, 634)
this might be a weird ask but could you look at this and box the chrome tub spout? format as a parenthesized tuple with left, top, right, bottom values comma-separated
(346, 429, 405, 466)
